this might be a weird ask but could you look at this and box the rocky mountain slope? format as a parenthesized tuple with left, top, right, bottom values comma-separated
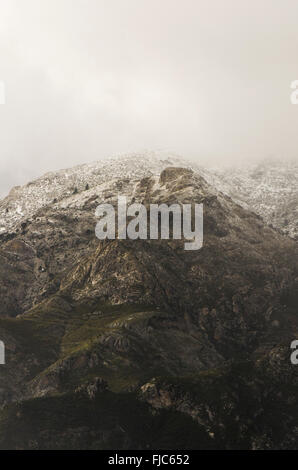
(0, 154, 297, 449)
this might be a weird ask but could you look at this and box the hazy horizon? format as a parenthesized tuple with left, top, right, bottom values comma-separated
(1, 0, 298, 197)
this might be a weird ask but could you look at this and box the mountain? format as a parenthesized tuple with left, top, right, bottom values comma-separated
(0, 153, 297, 449)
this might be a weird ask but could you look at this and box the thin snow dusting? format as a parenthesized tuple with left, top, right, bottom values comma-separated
(0, 152, 297, 239)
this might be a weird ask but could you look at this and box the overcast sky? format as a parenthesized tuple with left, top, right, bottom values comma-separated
(0, 0, 298, 197)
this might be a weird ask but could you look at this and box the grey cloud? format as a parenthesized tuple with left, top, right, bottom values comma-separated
(0, 0, 298, 197)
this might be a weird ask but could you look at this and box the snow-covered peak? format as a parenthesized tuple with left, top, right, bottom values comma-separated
(0, 151, 200, 233)
(0, 152, 297, 239)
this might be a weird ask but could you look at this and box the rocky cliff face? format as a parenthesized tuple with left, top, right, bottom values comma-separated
(0, 154, 297, 449)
